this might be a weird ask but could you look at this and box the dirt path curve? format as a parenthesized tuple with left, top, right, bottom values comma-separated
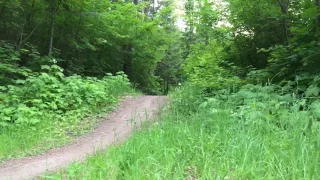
(0, 96, 168, 180)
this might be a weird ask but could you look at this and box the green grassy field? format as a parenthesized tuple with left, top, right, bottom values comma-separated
(0, 105, 115, 161)
(46, 84, 320, 179)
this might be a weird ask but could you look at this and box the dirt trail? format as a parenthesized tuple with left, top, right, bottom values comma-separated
(0, 96, 168, 180)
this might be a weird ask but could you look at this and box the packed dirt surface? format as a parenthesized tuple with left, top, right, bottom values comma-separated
(0, 96, 168, 180)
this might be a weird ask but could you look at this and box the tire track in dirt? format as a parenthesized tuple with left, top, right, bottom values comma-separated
(0, 96, 168, 180)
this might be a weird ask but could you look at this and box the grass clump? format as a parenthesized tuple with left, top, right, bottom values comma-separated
(0, 65, 135, 161)
(46, 84, 320, 179)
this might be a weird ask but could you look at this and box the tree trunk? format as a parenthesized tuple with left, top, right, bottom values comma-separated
(277, 0, 289, 44)
(48, 0, 60, 56)
(74, 13, 83, 40)
(122, 45, 132, 77)
(48, 14, 55, 56)
(15, 23, 25, 51)
(15, 0, 38, 51)
(123, 0, 138, 78)
(15, 0, 27, 51)
(153, 0, 155, 18)
(0, 4, 5, 23)
(315, 0, 320, 26)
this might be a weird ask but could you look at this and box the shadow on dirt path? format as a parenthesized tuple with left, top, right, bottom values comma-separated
(0, 96, 168, 180)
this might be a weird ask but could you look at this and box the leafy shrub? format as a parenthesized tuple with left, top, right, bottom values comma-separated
(198, 83, 320, 135)
(0, 65, 132, 130)
(183, 40, 242, 90)
(0, 40, 32, 85)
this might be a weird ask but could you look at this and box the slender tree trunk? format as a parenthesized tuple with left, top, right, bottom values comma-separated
(15, 24, 25, 51)
(48, 11, 55, 56)
(122, 45, 132, 76)
(15, 0, 27, 51)
(165, 78, 169, 94)
(278, 0, 289, 44)
(75, 14, 83, 40)
(17, 0, 37, 51)
(48, 0, 60, 56)
(0, 5, 5, 23)
(315, 0, 320, 26)
(122, 0, 138, 77)
(152, 0, 155, 18)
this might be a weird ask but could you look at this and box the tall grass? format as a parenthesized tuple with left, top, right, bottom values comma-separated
(47, 84, 320, 179)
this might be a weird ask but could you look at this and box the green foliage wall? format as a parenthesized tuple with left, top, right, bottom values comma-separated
(184, 40, 240, 89)
(0, 0, 182, 93)
(0, 65, 131, 129)
(182, 0, 320, 93)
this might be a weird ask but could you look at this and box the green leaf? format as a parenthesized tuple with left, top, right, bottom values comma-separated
(15, 79, 26, 84)
(2, 107, 15, 115)
(0, 86, 7, 91)
(54, 72, 64, 78)
(0, 122, 8, 127)
(305, 85, 320, 97)
(2, 116, 11, 121)
(41, 65, 51, 70)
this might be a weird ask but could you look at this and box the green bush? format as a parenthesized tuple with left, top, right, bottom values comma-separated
(0, 64, 134, 160)
(183, 40, 242, 90)
(0, 65, 132, 130)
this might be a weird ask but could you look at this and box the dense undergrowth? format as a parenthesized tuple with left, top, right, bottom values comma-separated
(0, 65, 134, 161)
(46, 83, 320, 179)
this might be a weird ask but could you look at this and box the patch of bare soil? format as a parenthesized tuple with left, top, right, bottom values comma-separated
(0, 96, 168, 180)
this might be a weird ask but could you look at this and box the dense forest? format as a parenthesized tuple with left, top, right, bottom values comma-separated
(1, 0, 319, 94)
(1, 0, 320, 179)
(0, 0, 183, 94)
